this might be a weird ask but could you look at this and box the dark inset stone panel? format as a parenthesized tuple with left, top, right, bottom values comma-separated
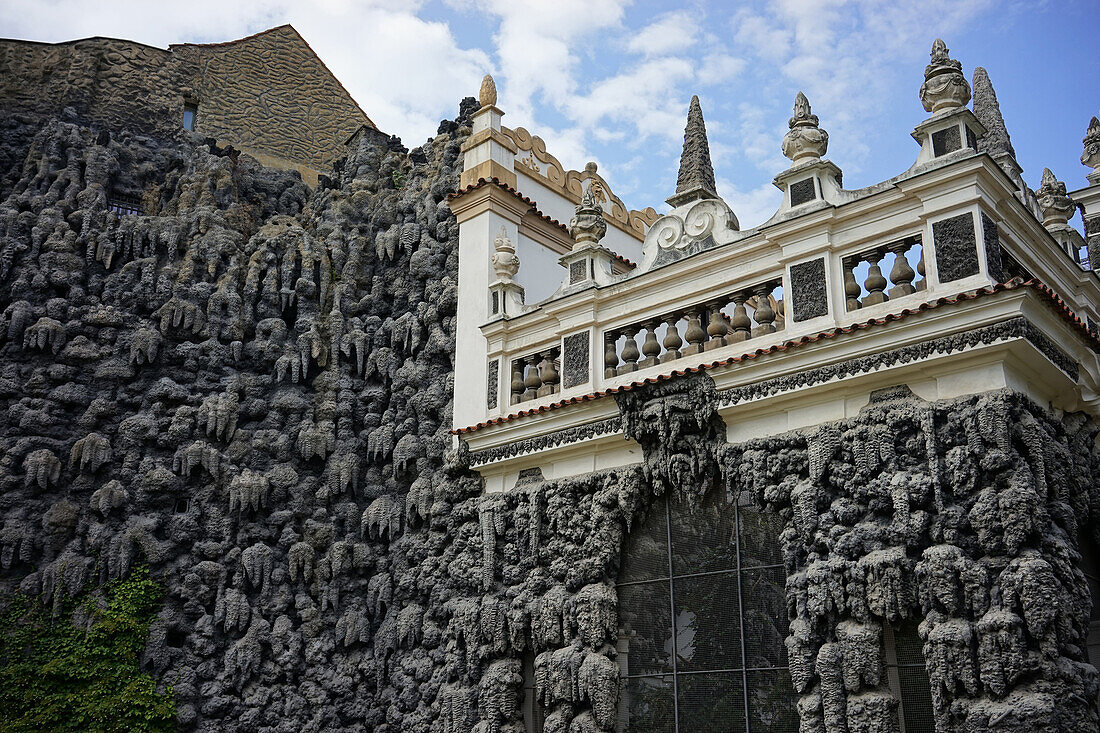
(487, 358, 498, 410)
(932, 125, 961, 157)
(569, 259, 587, 285)
(981, 212, 1003, 282)
(790, 258, 828, 322)
(789, 177, 817, 207)
(965, 124, 978, 151)
(562, 331, 589, 388)
(932, 212, 979, 282)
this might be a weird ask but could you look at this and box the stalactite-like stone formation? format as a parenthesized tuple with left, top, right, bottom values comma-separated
(1, 99, 1099, 733)
(721, 386, 1100, 733)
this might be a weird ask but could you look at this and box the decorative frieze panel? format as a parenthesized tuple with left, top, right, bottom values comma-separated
(562, 331, 590, 389)
(790, 177, 817, 207)
(932, 212, 980, 283)
(487, 358, 499, 410)
(790, 258, 828, 322)
(981, 213, 1004, 282)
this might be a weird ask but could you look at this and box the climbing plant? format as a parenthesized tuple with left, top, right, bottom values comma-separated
(0, 565, 175, 732)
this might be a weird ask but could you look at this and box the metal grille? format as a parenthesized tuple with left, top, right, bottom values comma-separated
(616, 488, 796, 732)
(107, 194, 142, 216)
(885, 620, 935, 733)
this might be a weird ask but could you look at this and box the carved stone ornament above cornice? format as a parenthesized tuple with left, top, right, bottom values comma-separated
(638, 197, 740, 271)
(502, 125, 658, 239)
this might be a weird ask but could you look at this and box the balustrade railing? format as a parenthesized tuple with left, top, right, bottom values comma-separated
(603, 279, 784, 378)
(510, 346, 561, 405)
(843, 237, 925, 311)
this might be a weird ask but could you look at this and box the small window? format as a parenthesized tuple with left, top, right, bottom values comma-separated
(182, 102, 198, 131)
(522, 651, 545, 733)
(884, 620, 935, 733)
(107, 192, 143, 216)
(173, 498, 191, 514)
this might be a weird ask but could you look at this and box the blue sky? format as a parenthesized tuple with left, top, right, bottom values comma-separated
(2, 0, 1097, 227)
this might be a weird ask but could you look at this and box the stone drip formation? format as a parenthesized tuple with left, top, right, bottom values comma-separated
(0, 103, 1098, 733)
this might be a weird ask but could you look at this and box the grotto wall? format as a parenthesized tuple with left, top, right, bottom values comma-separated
(1, 90, 1098, 733)
(721, 385, 1100, 733)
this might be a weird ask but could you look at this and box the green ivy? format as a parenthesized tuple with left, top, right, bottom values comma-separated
(0, 565, 176, 732)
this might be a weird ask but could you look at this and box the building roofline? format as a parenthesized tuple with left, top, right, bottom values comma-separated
(0, 35, 168, 54)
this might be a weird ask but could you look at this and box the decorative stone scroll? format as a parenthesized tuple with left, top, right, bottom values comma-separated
(503, 127, 658, 238)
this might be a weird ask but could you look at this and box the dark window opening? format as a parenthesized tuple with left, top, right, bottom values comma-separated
(615, 486, 796, 732)
(884, 620, 935, 733)
(173, 498, 190, 514)
(107, 192, 142, 216)
(1081, 537, 1100, 693)
(183, 102, 198, 131)
(522, 651, 545, 733)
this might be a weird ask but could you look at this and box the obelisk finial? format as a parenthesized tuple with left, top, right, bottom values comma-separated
(667, 95, 719, 207)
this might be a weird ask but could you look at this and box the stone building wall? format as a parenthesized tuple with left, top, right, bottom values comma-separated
(0, 26, 373, 186)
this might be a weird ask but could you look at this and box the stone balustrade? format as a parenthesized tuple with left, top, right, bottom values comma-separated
(843, 237, 925, 311)
(603, 279, 784, 378)
(509, 346, 561, 405)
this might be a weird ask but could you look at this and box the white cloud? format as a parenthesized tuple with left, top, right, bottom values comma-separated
(697, 53, 746, 86)
(716, 179, 782, 229)
(625, 12, 699, 57)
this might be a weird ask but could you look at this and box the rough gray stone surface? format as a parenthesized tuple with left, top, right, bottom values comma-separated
(791, 258, 828, 322)
(721, 386, 1100, 733)
(933, 213, 980, 283)
(666, 95, 718, 208)
(932, 126, 961, 157)
(982, 213, 1004, 283)
(561, 332, 589, 389)
(487, 358, 498, 410)
(1, 98, 1098, 733)
(790, 178, 817, 207)
(972, 67, 1016, 161)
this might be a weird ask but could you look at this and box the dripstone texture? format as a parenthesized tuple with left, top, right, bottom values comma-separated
(0, 94, 1098, 733)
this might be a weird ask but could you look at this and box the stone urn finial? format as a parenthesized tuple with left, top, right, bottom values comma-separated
(491, 226, 519, 281)
(479, 74, 498, 108)
(568, 185, 607, 248)
(1082, 115, 1100, 171)
(1036, 168, 1075, 228)
(782, 91, 829, 163)
(920, 39, 970, 113)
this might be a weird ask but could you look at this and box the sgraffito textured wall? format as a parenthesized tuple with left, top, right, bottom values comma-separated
(0, 26, 372, 184)
(0, 92, 1098, 733)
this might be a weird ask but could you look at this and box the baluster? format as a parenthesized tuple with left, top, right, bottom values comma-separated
(915, 244, 927, 291)
(774, 295, 786, 331)
(659, 314, 683, 363)
(522, 354, 541, 401)
(862, 250, 889, 306)
(751, 284, 776, 337)
(727, 293, 751, 343)
(844, 259, 862, 311)
(510, 359, 525, 405)
(705, 301, 729, 351)
(537, 350, 559, 397)
(618, 327, 640, 375)
(604, 330, 620, 378)
(888, 241, 916, 297)
(682, 308, 707, 356)
(640, 321, 661, 368)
